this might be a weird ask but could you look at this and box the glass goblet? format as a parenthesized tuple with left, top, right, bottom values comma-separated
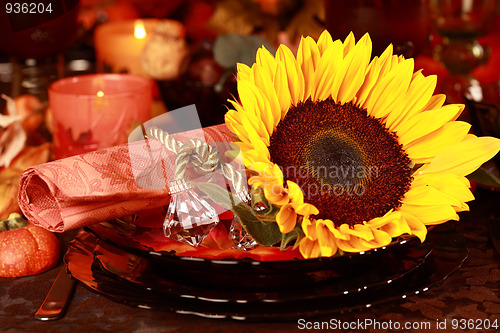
(324, 0, 431, 58)
(429, 0, 500, 102)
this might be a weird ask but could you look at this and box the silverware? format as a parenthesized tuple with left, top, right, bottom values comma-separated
(35, 266, 76, 321)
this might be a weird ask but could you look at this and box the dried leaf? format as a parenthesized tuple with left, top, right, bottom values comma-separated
(0, 139, 50, 218)
(0, 182, 21, 219)
(0, 167, 22, 185)
(0, 94, 22, 126)
(0, 113, 22, 127)
(10, 143, 50, 171)
(0, 95, 27, 168)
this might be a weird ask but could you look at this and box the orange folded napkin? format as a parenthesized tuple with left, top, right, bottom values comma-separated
(18, 124, 233, 232)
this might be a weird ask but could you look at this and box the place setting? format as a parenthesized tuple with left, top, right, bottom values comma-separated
(1, 1, 500, 331)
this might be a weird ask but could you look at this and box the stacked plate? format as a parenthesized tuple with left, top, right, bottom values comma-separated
(64, 220, 467, 321)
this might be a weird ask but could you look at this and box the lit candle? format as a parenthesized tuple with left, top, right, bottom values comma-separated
(94, 19, 161, 76)
(134, 20, 146, 39)
(49, 74, 152, 159)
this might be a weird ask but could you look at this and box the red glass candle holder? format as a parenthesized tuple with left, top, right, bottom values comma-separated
(49, 74, 152, 159)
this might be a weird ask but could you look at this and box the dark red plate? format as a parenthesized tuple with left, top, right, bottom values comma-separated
(65, 226, 467, 321)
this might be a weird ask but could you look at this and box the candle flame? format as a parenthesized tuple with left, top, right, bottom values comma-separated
(97, 90, 104, 97)
(134, 21, 146, 39)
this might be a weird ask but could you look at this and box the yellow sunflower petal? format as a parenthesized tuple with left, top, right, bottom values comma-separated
(318, 219, 347, 239)
(252, 64, 281, 129)
(342, 32, 356, 56)
(242, 122, 271, 153)
(299, 237, 321, 259)
(237, 80, 273, 141)
(236, 63, 252, 81)
(264, 182, 289, 206)
(311, 39, 343, 101)
(248, 161, 283, 182)
(402, 186, 460, 207)
(363, 210, 398, 228)
(355, 45, 399, 108)
(396, 104, 465, 146)
(302, 216, 317, 240)
(423, 94, 446, 111)
(335, 33, 372, 104)
(377, 44, 396, 77)
(247, 161, 270, 174)
(359, 229, 392, 249)
(227, 101, 265, 146)
(255, 46, 277, 79)
(247, 161, 282, 187)
(224, 109, 245, 138)
(294, 203, 319, 216)
(286, 180, 304, 203)
(274, 62, 293, 119)
(419, 136, 500, 176)
(276, 203, 297, 234)
(398, 204, 459, 226)
(239, 146, 270, 166)
(454, 202, 470, 213)
(276, 45, 305, 105)
(225, 105, 269, 150)
(400, 211, 427, 242)
(248, 176, 264, 188)
(317, 30, 334, 55)
(386, 72, 437, 131)
(411, 173, 474, 205)
(362, 58, 414, 119)
(336, 236, 371, 253)
(248, 168, 280, 187)
(231, 141, 254, 154)
(250, 146, 271, 162)
(339, 223, 374, 241)
(355, 55, 382, 107)
(316, 222, 339, 257)
(363, 210, 411, 238)
(355, 45, 396, 107)
(381, 219, 412, 238)
(404, 121, 471, 163)
(297, 36, 320, 100)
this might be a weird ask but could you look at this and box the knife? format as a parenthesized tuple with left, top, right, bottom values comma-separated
(35, 266, 76, 321)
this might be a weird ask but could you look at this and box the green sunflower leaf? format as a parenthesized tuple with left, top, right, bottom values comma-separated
(467, 163, 500, 188)
(280, 225, 305, 251)
(195, 182, 282, 246)
(250, 186, 280, 219)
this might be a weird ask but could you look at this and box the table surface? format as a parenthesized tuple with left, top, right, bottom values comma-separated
(1, 188, 500, 333)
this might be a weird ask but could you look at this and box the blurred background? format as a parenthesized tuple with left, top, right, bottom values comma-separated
(0, 0, 499, 131)
(0, 0, 499, 218)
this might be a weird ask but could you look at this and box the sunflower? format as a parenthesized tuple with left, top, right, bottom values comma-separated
(224, 30, 500, 259)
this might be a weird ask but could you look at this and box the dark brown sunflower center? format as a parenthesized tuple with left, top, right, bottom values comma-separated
(268, 99, 412, 227)
(305, 131, 367, 188)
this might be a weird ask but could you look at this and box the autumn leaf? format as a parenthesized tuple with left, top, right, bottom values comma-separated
(10, 142, 51, 172)
(0, 143, 50, 218)
(0, 182, 21, 219)
(0, 95, 27, 168)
